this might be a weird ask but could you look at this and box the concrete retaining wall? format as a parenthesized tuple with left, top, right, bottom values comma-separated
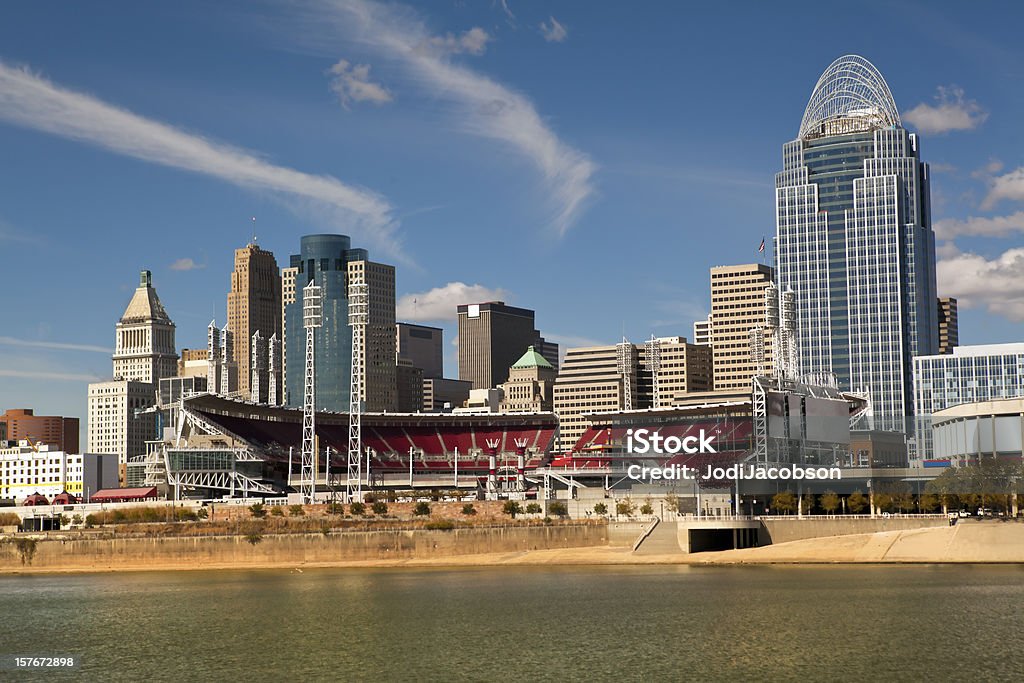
(0, 524, 608, 572)
(762, 517, 948, 544)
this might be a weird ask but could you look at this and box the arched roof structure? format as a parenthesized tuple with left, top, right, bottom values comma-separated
(798, 55, 900, 140)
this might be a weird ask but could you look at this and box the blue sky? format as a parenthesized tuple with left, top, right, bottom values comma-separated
(2, 0, 1024, 433)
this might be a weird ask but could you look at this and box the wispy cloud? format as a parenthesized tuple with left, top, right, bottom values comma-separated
(328, 59, 393, 107)
(983, 167, 1024, 209)
(539, 16, 567, 43)
(0, 336, 110, 354)
(169, 257, 205, 271)
(429, 27, 491, 55)
(543, 332, 607, 349)
(0, 217, 44, 245)
(934, 211, 1024, 240)
(0, 61, 404, 259)
(937, 247, 1024, 321)
(397, 282, 508, 321)
(300, 0, 597, 237)
(903, 86, 988, 135)
(0, 368, 102, 382)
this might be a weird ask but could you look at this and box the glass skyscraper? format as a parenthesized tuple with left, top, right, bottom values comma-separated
(775, 55, 938, 428)
(284, 234, 364, 412)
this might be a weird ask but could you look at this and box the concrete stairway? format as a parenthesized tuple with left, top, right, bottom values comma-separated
(633, 520, 682, 555)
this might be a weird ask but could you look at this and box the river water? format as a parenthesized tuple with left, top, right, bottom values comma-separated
(2, 565, 1023, 681)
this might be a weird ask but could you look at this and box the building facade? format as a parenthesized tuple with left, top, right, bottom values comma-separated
(86, 379, 157, 476)
(938, 297, 959, 355)
(226, 243, 282, 402)
(775, 55, 938, 428)
(0, 409, 79, 453)
(112, 270, 178, 384)
(693, 316, 712, 346)
(457, 302, 557, 390)
(280, 265, 298, 400)
(422, 378, 472, 412)
(499, 346, 557, 413)
(932, 398, 1024, 465)
(710, 264, 775, 391)
(284, 235, 396, 412)
(396, 322, 444, 380)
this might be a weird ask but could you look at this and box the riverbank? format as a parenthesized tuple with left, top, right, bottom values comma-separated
(3, 519, 1023, 573)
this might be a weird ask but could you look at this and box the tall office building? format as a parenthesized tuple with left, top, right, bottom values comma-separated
(457, 302, 558, 390)
(87, 379, 156, 479)
(284, 234, 396, 413)
(499, 346, 557, 413)
(710, 264, 775, 391)
(693, 316, 712, 346)
(280, 265, 298, 400)
(397, 322, 444, 379)
(226, 243, 281, 401)
(938, 297, 959, 355)
(112, 270, 177, 384)
(775, 55, 938, 427)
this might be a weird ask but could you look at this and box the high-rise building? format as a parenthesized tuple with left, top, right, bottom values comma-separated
(552, 338, 711, 450)
(499, 346, 557, 413)
(693, 316, 712, 346)
(457, 302, 558, 390)
(86, 379, 157, 479)
(177, 348, 209, 378)
(112, 270, 177, 384)
(0, 409, 79, 453)
(422, 377, 472, 412)
(226, 243, 281, 401)
(396, 322, 444, 380)
(938, 297, 959, 355)
(280, 265, 298, 400)
(775, 55, 938, 427)
(710, 264, 775, 391)
(396, 359, 425, 412)
(284, 235, 397, 412)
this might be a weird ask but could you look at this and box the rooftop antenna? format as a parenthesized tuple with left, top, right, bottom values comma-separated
(251, 216, 257, 245)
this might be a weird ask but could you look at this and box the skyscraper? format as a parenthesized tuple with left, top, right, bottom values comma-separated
(283, 234, 397, 412)
(457, 302, 558, 390)
(775, 55, 938, 427)
(226, 243, 281, 401)
(709, 264, 775, 391)
(112, 270, 177, 384)
(937, 297, 959, 355)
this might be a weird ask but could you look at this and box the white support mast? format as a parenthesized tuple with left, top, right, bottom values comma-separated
(301, 280, 322, 505)
(347, 279, 368, 503)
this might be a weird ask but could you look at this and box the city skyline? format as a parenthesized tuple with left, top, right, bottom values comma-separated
(2, 2, 1024, 427)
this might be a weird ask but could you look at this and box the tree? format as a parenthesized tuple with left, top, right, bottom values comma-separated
(414, 501, 431, 516)
(919, 493, 940, 513)
(249, 503, 266, 518)
(664, 495, 680, 514)
(593, 503, 608, 515)
(349, 501, 366, 516)
(461, 503, 477, 516)
(847, 490, 867, 514)
(525, 502, 542, 514)
(372, 501, 388, 515)
(820, 490, 840, 515)
(271, 506, 285, 517)
(503, 500, 522, 518)
(196, 508, 209, 520)
(289, 504, 305, 517)
(800, 493, 816, 515)
(549, 501, 568, 517)
(616, 498, 636, 517)
(325, 503, 344, 515)
(640, 501, 654, 515)
(771, 491, 797, 515)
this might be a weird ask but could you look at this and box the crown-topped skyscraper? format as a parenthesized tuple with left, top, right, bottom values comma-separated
(775, 55, 938, 428)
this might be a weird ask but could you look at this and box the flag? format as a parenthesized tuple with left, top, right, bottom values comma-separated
(758, 237, 765, 253)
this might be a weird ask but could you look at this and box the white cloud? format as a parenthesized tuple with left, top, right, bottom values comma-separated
(934, 211, 1024, 240)
(903, 86, 987, 135)
(539, 16, 567, 43)
(935, 241, 961, 260)
(498, 0, 515, 23)
(429, 27, 491, 55)
(301, 0, 597, 237)
(971, 158, 1003, 179)
(0, 61, 404, 259)
(169, 257, 204, 271)
(0, 336, 110, 353)
(328, 59, 393, 107)
(983, 167, 1024, 209)
(397, 282, 508, 321)
(937, 248, 1024, 321)
(542, 332, 606, 349)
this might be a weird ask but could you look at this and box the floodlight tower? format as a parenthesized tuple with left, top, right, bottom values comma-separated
(347, 279, 368, 503)
(301, 280, 322, 505)
(616, 339, 636, 411)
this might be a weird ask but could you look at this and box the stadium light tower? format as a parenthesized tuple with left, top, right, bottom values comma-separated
(347, 278, 368, 503)
(301, 280, 322, 505)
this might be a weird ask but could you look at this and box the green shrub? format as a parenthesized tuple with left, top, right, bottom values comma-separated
(525, 502, 542, 514)
(414, 501, 431, 516)
(249, 503, 267, 518)
(372, 501, 388, 515)
(549, 501, 568, 517)
(325, 503, 345, 515)
(461, 503, 477, 516)
(288, 505, 305, 517)
(349, 501, 366, 516)
(503, 500, 522, 518)
(71, 514, 83, 526)
(593, 503, 608, 515)
(271, 507, 284, 517)
(196, 508, 209, 520)
(640, 503, 654, 515)
(425, 519, 455, 531)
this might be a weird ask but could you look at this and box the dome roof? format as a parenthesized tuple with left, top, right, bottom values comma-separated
(798, 55, 900, 140)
